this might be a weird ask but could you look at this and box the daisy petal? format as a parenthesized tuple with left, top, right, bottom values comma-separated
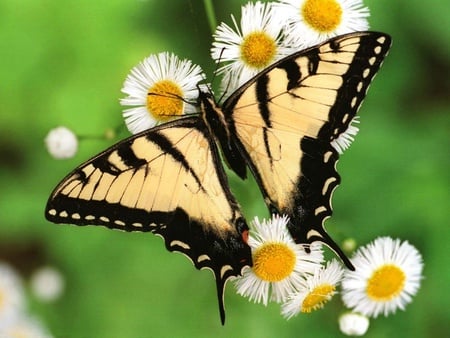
(274, 0, 370, 48)
(281, 259, 344, 318)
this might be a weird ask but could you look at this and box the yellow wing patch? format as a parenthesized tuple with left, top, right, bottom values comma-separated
(48, 121, 239, 236)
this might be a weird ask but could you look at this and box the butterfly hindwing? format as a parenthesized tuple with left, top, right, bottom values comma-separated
(45, 31, 391, 321)
(45, 117, 252, 323)
(222, 32, 392, 268)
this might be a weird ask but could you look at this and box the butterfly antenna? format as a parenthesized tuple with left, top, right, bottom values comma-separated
(217, 70, 233, 105)
(210, 47, 232, 104)
(210, 47, 224, 85)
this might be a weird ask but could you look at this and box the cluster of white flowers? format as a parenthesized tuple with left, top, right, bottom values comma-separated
(0, 262, 62, 337)
(235, 215, 325, 306)
(117, 0, 369, 153)
(237, 215, 423, 336)
(211, 0, 369, 92)
(47, 0, 370, 155)
(43, 0, 423, 336)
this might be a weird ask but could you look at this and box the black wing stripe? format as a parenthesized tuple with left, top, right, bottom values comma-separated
(255, 74, 272, 128)
(222, 32, 391, 271)
(255, 74, 276, 165)
(147, 130, 205, 192)
(276, 59, 302, 90)
(117, 143, 148, 168)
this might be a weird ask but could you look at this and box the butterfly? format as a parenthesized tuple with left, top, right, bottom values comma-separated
(45, 31, 391, 323)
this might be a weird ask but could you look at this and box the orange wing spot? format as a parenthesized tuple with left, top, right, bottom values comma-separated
(241, 229, 249, 244)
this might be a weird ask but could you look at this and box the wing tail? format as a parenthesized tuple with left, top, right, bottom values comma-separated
(45, 117, 252, 323)
(303, 229, 355, 270)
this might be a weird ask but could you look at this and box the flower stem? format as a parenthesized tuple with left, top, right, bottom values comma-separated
(203, 0, 217, 34)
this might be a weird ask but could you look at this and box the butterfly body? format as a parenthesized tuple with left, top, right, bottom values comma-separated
(46, 31, 391, 322)
(199, 92, 248, 179)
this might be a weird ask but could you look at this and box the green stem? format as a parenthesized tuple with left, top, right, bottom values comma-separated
(203, 0, 217, 34)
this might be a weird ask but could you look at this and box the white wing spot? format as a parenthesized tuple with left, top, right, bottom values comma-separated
(315, 206, 327, 215)
(114, 220, 126, 226)
(357, 81, 364, 92)
(323, 151, 333, 163)
(197, 254, 211, 263)
(306, 229, 322, 240)
(71, 213, 81, 220)
(322, 177, 337, 196)
(362, 68, 370, 78)
(351, 96, 358, 108)
(170, 240, 190, 250)
(100, 216, 110, 222)
(374, 46, 382, 54)
(220, 265, 233, 279)
(132, 222, 143, 228)
(342, 113, 349, 124)
(48, 209, 57, 216)
(59, 211, 68, 218)
(377, 36, 386, 44)
(369, 56, 377, 65)
(85, 215, 95, 221)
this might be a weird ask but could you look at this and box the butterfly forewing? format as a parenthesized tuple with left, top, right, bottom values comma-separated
(46, 31, 391, 322)
(46, 117, 251, 323)
(222, 32, 392, 268)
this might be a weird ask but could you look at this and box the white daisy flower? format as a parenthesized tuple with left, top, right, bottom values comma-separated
(341, 237, 424, 318)
(30, 266, 65, 302)
(44, 126, 78, 159)
(235, 215, 323, 306)
(0, 262, 26, 326)
(281, 259, 344, 318)
(120, 52, 206, 134)
(211, 1, 298, 93)
(331, 116, 360, 154)
(339, 312, 370, 336)
(274, 0, 370, 48)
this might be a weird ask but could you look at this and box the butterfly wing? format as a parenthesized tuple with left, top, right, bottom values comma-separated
(222, 32, 392, 269)
(45, 116, 251, 323)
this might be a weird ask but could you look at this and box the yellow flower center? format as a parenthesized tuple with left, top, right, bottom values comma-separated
(366, 264, 406, 301)
(301, 284, 336, 312)
(301, 0, 343, 33)
(147, 80, 184, 122)
(240, 31, 277, 69)
(252, 242, 296, 282)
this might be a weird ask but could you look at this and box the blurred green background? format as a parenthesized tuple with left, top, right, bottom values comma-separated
(0, 0, 448, 337)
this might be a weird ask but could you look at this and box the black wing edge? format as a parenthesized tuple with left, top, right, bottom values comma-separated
(280, 136, 356, 270)
(317, 32, 392, 142)
(47, 196, 252, 323)
(302, 31, 391, 270)
(45, 116, 253, 324)
(222, 32, 392, 270)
